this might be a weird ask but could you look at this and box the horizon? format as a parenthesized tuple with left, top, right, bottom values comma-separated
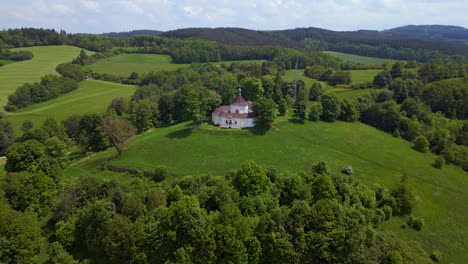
(2, 0, 467, 34)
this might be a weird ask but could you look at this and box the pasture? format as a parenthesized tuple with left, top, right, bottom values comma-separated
(66, 118, 468, 263)
(3, 80, 136, 133)
(323, 50, 398, 65)
(348, 69, 380, 84)
(86, 53, 265, 77)
(0, 45, 88, 107)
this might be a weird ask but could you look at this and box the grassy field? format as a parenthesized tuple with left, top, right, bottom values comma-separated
(348, 69, 380, 84)
(323, 51, 398, 65)
(0, 45, 88, 107)
(66, 118, 468, 263)
(3, 80, 136, 133)
(86, 53, 265, 77)
(85, 54, 190, 77)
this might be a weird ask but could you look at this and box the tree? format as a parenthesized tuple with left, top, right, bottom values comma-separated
(391, 176, 416, 215)
(339, 99, 360, 122)
(102, 116, 136, 156)
(62, 115, 81, 141)
(413, 135, 429, 152)
(329, 71, 352, 85)
(78, 113, 110, 152)
(47, 242, 79, 264)
(390, 62, 404, 79)
(253, 98, 277, 128)
(233, 160, 270, 196)
(373, 71, 392, 88)
(108, 97, 130, 116)
(308, 102, 323, 121)
(319, 94, 341, 122)
(0, 120, 15, 155)
(129, 100, 154, 133)
(293, 101, 307, 122)
(304, 65, 326, 80)
(5, 140, 49, 173)
(389, 78, 408, 103)
(21, 120, 34, 132)
(240, 77, 264, 101)
(309, 82, 323, 101)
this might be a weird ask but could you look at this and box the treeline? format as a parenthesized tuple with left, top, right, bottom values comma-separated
(0, 48, 33, 61)
(5, 50, 98, 111)
(162, 27, 468, 63)
(5, 75, 79, 111)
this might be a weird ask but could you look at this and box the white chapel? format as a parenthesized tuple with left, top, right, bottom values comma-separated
(212, 88, 256, 129)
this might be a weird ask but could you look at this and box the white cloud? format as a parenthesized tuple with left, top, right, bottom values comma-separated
(51, 3, 74, 14)
(82, 1, 99, 12)
(0, 0, 466, 33)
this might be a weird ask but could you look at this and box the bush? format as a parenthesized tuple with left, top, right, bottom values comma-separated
(413, 135, 429, 152)
(383, 251, 403, 264)
(407, 215, 425, 231)
(433, 156, 445, 169)
(308, 102, 322, 121)
(153, 165, 169, 182)
(430, 250, 442, 262)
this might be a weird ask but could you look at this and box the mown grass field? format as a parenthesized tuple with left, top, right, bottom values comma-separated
(66, 118, 468, 263)
(86, 53, 265, 77)
(0, 45, 88, 107)
(323, 51, 398, 65)
(348, 69, 380, 84)
(4, 80, 136, 133)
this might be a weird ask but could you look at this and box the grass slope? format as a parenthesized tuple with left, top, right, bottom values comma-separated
(67, 118, 468, 263)
(4, 80, 136, 133)
(348, 69, 380, 84)
(0, 45, 88, 107)
(323, 51, 398, 65)
(86, 53, 265, 77)
(85, 54, 190, 77)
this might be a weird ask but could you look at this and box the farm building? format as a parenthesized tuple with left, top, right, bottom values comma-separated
(212, 89, 256, 128)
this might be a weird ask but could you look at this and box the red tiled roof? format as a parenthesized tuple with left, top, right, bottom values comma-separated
(232, 95, 248, 105)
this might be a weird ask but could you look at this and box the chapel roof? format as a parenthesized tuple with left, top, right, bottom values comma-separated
(232, 95, 248, 106)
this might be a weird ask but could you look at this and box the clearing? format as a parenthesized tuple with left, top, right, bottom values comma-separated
(0, 45, 89, 107)
(323, 51, 399, 65)
(3, 80, 136, 133)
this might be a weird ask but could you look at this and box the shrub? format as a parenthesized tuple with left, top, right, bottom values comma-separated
(433, 156, 445, 169)
(383, 251, 403, 264)
(308, 102, 322, 121)
(413, 135, 429, 152)
(430, 250, 442, 262)
(153, 165, 169, 182)
(407, 215, 425, 231)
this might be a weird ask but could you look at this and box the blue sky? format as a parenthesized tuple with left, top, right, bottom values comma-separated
(2, 0, 467, 33)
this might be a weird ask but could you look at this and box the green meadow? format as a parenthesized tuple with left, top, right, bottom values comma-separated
(348, 69, 380, 84)
(0, 45, 88, 107)
(86, 53, 265, 77)
(323, 50, 398, 65)
(67, 118, 468, 263)
(0, 59, 16, 66)
(85, 53, 190, 77)
(4, 80, 136, 133)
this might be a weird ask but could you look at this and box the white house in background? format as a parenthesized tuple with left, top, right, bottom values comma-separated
(212, 89, 256, 129)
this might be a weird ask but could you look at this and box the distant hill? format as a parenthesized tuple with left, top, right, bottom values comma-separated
(383, 25, 468, 41)
(160, 25, 468, 62)
(101, 29, 163, 38)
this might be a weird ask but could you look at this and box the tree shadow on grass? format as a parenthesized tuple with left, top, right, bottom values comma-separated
(288, 118, 305, 124)
(246, 125, 271, 136)
(166, 127, 193, 139)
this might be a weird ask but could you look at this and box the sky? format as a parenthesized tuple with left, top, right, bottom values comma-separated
(2, 0, 467, 33)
